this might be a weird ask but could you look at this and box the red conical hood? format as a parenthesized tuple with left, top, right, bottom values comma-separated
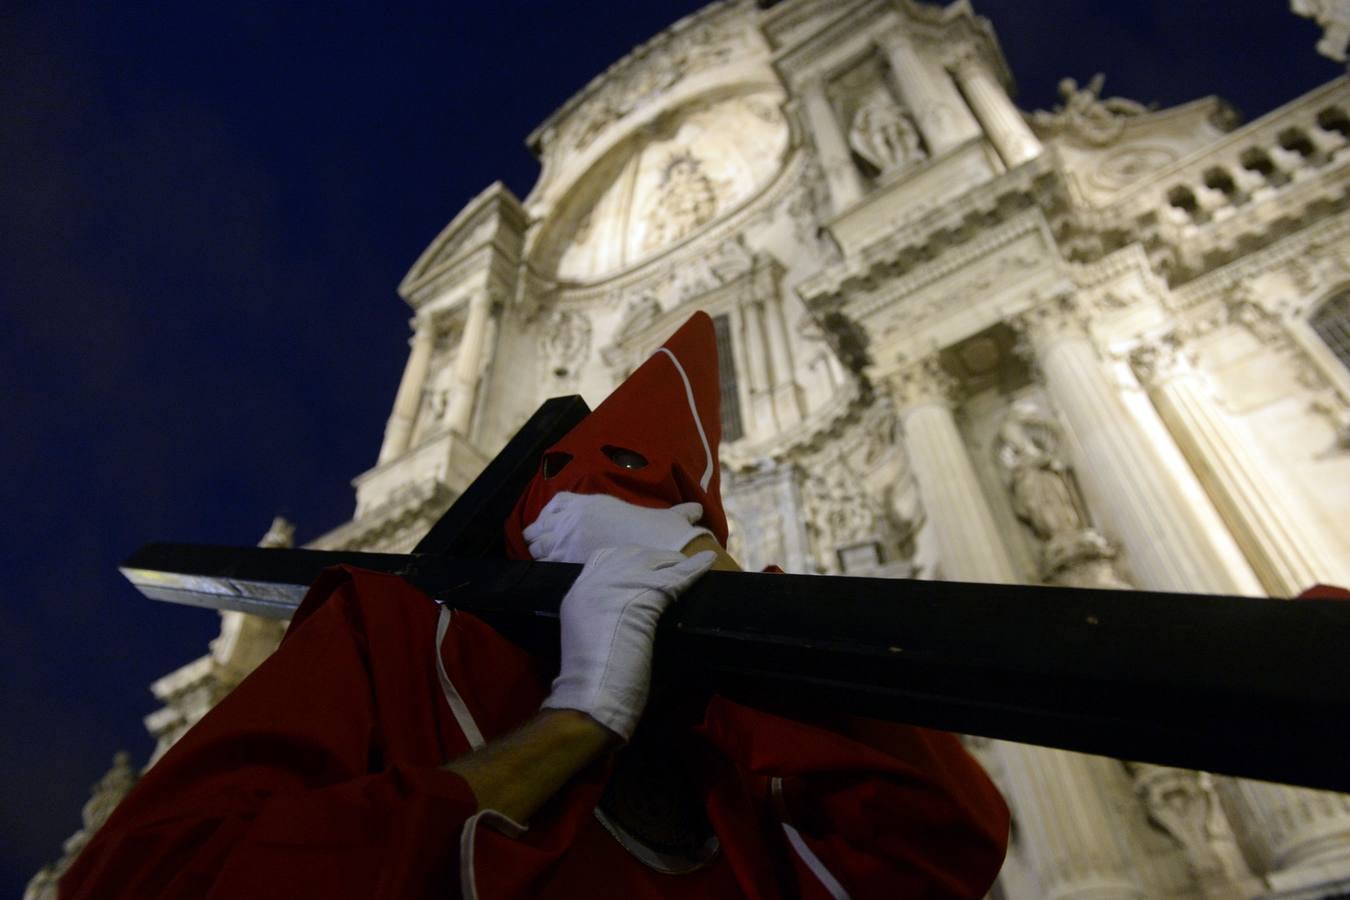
(505, 311, 727, 559)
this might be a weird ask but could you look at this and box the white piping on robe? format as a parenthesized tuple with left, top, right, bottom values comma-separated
(435, 606, 485, 750)
(655, 347, 714, 492)
(774, 777, 853, 900)
(459, 809, 527, 900)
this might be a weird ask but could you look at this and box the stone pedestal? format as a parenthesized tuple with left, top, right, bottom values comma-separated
(1130, 336, 1347, 597)
(1015, 295, 1258, 595)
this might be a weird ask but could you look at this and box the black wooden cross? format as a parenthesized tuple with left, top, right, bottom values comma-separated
(121, 397, 1350, 793)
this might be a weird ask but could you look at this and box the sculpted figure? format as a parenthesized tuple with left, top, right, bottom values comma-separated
(996, 399, 1082, 539)
(848, 90, 925, 175)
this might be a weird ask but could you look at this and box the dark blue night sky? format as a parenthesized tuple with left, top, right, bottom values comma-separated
(1, 1, 1339, 893)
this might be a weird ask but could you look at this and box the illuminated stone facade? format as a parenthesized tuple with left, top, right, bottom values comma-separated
(33, 1, 1350, 897)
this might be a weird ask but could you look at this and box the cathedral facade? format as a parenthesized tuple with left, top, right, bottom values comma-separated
(32, 1, 1350, 897)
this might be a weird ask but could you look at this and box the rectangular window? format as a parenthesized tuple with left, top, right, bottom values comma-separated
(712, 313, 744, 443)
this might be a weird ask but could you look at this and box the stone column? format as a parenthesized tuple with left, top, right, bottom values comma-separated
(1014, 295, 1258, 595)
(761, 290, 803, 428)
(798, 80, 864, 212)
(1221, 779, 1350, 892)
(1000, 748, 1146, 899)
(952, 53, 1042, 167)
(1130, 335, 1347, 596)
(881, 30, 982, 155)
(739, 301, 774, 436)
(888, 356, 1017, 583)
(889, 359, 1146, 899)
(446, 290, 493, 436)
(378, 314, 437, 463)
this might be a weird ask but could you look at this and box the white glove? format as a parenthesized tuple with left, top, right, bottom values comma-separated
(542, 545, 716, 740)
(523, 491, 711, 564)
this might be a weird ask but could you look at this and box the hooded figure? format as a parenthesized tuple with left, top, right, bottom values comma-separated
(61, 312, 1011, 900)
(505, 311, 728, 559)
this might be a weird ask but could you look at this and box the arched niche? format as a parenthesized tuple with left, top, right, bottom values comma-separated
(531, 87, 789, 283)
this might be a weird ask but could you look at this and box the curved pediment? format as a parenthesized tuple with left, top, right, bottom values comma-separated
(538, 89, 790, 283)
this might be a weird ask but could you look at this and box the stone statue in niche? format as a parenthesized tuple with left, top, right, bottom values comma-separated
(996, 398, 1130, 588)
(641, 152, 719, 253)
(847, 88, 926, 176)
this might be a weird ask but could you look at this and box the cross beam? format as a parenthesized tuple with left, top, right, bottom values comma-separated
(119, 398, 1350, 794)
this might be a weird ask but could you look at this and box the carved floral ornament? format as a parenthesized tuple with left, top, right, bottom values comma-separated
(1128, 333, 1197, 388)
(1009, 291, 1092, 355)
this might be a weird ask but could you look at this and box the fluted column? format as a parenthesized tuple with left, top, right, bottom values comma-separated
(889, 357, 1147, 898)
(799, 80, 864, 212)
(1222, 779, 1350, 889)
(739, 301, 774, 436)
(446, 290, 493, 436)
(889, 356, 1017, 583)
(1000, 747, 1146, 899)
(952, 53, 1042, 167)
(378, 314, 437, 463)
(761, 292, 803, 428)
(1130, 336, 1347, 596)
(1014, 295, 1259, 595)
(881, 30, 981, 155)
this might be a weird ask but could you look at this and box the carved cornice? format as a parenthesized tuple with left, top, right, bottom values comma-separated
(797, 153, 1059, 306)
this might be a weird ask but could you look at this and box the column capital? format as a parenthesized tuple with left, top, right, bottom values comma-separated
(889, 355, 958, 411)
(1012, 292, 1091, 356)
(1129, 333, 1197, 389)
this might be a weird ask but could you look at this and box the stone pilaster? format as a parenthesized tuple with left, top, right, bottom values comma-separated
(378, 314, 437, 463)
(1130, 335, 1347, 597)
(888, 356, 1017, 583)
(446, 290, 494, 436)
(881, 30, 982, 155)
(799, 79, 864, 212)
(952, 53, 1042, 167)
(1014, 295, 1258, 595)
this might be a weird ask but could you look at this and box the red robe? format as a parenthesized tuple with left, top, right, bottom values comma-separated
(63, 565, 1009, 899)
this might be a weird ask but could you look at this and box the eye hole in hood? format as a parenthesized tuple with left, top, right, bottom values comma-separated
(542, 452, 573, 479)
(602, 445, 649, 470)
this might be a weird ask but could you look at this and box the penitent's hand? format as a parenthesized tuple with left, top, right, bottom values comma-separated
(523, 492, 711, 564)
(542, 545, 716, 741)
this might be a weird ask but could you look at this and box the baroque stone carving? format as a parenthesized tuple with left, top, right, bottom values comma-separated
(1032, 74, 1151, 146)
(669, 234, 754, 303)
(1291, 0, 1350, 62)
(641, 152, 719, 252)
(539, 309, 593, 381)
(847, 88, 926, 176)
(1129, 763, 1260, 894)
(996, 398, 1130, 588)
(889, 355, 958, 409)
